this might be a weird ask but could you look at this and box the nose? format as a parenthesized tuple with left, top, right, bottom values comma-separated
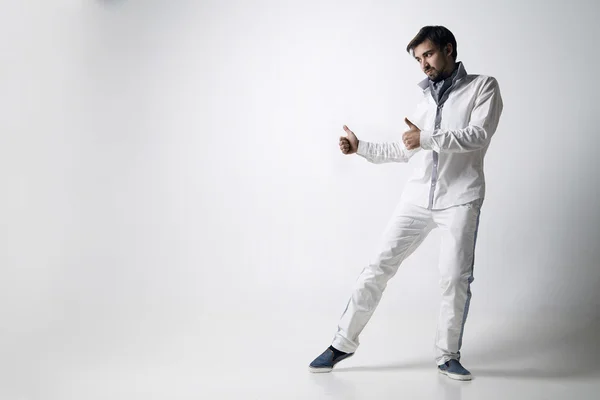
(422, 61, 429, 71)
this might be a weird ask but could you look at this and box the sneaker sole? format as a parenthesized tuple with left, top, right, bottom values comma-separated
(438, 368, 472, 381)
(308, 353, 354, 373)
(308, 366, 333, 373)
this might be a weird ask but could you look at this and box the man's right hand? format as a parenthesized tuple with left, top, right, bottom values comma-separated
(339, 125, 359, 155)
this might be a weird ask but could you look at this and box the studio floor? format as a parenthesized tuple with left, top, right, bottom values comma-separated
(5, 311, 599, 400)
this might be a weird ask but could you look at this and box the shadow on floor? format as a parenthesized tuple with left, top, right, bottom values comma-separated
(331, 315, 600, 380)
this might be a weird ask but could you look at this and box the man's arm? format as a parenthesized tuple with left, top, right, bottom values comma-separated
(419, 77, 503, 153)
(339, 125, 417, 164)
(356, 140, 417, 164)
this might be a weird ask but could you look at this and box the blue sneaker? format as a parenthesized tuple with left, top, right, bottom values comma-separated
(438, 359, 472, 381)
(309, 347, 354, 373)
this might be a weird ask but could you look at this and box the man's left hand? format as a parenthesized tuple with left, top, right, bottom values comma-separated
(402, 117, 421, 150)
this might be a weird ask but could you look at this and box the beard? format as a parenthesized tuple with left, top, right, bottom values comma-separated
(425, 60, 456, 82)
(426, 68, 443, 82)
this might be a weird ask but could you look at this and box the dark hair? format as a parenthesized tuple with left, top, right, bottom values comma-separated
(406, 26, 457, 60)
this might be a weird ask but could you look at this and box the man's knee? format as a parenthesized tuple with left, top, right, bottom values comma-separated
(439, 272, 474, 290)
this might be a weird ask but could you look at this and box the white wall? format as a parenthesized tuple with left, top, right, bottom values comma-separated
(1, 0, 599, 398)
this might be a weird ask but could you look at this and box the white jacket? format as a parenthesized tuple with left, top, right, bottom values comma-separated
(356, 65, 503, 209)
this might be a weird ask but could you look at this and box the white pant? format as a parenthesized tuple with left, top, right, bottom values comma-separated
(331, 199, 483, 366)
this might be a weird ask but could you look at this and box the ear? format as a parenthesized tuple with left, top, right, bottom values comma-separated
(445, 43, 453, 57)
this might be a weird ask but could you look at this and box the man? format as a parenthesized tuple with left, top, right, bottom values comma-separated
(308, 26, 503, 381)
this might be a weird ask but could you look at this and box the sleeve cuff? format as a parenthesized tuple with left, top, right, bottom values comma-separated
(420, 130, 433, 150)
(357, 140, 369, 156)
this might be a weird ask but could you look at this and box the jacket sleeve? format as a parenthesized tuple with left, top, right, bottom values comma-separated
(419, 77, 503, 153)
(356, 139, 420, 164)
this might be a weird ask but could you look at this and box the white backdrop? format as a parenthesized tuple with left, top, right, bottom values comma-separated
(1, 0, 599, 399)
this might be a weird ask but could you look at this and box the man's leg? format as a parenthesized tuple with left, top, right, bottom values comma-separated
(433, 199, 482, 367)
(331, 201, 434, 353)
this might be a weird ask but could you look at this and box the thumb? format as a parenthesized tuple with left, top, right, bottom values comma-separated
(404, 117, 416, 128)
(343, 125, 356, 138)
